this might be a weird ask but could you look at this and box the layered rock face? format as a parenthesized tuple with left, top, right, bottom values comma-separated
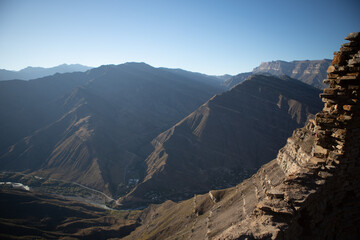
(124, 33, 360, 240)
(225, 59, 331, 90)
(252, 59, 331, 89)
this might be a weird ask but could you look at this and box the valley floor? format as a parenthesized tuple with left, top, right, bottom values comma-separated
(0, 188, 141, 240)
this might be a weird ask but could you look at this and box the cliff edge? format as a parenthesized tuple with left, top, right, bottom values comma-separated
(123, 32, 360, 240)
(216, 31, 360, 239)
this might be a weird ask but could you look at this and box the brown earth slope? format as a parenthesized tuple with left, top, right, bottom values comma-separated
(117, 74, 322, 208)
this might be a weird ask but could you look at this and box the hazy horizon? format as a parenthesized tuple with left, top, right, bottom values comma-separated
(0, 0, 359, 75)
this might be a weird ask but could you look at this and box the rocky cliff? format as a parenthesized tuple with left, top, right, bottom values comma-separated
(252, 59, 331, 89)
(224, 59, 331, 90)
(123, 32, 360, 240)
(216, 31, 360, 240)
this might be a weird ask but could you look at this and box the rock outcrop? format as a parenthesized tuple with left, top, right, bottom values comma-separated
(123, 32, 360, 240)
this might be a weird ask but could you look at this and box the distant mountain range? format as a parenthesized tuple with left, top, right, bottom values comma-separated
(225, 59, 331, 89)
(0, 59, 331, 88)
(0, 64, 92, 81)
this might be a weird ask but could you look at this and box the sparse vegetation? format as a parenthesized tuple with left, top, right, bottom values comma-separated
(0, 172, 110, 207)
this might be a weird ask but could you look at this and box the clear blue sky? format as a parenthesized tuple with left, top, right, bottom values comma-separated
(0, 0, 359, 75)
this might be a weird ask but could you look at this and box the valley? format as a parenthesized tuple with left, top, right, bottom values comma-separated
(0, 60, 325, 205)
(0, 171, 116, 209)
(0, 44, 358, 237)
(1, 0, 359, 237)
(0, 188, 141, 240)
(0, 56, 331, 239)
(0, 58, 328, 239)
(1, 0, 359, 238)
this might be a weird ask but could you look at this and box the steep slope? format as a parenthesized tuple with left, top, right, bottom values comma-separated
(0, 87, 118, 193)
(117, 74, 322, 208)
(123, 157, 287, 240)
(253, 59, 331, 89)
(0, 62, 222, 197)
(123, 123, 315, 240)
(0, 72, 91, 155)
(0, 64, 92, 81)
(121, 32, 360, 240)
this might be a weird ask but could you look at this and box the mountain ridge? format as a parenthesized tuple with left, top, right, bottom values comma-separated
(225, 59, 331, 89)
(0, 62, 223, 197)
(0, 64, 92, 81)
(253, 59, 331, 88)
(117, 74, 323, 208)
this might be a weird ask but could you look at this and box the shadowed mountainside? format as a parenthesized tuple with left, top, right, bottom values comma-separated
(0, 62, 222, 197)
(117, 74, 322, 208)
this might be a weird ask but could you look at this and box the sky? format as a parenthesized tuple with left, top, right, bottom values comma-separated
(0, 0, 359, 75)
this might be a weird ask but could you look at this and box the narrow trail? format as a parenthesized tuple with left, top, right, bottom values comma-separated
(242, 195, 247, 216)
(205, 209, 213, 240)
(189, 194, 198, 240)
(254, 184, 259, 201)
